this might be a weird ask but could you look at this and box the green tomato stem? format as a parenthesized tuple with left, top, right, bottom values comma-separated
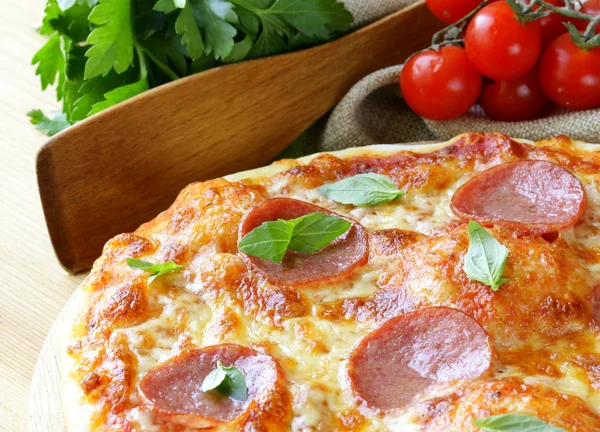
(428, 0, 600, 55)
(584, 16, 600, 39)
(536, 0, 596, 21)
(431, 0, 492, 46)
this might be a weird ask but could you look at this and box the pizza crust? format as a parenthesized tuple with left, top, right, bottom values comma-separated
(59, 134, 600, 431)
(60, 139, 455, 431)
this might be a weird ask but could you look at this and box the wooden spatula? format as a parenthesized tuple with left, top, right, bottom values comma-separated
(36, 1, 442, 273)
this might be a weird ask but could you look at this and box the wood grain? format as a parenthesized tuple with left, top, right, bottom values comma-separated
(29, 303, 71, 432)
(37, 1, 443, 274)
(0, 1, 87, 431)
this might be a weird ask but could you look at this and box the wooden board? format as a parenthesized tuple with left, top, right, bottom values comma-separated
(36, 1, 443, 274)
(29, 294, 75, 432)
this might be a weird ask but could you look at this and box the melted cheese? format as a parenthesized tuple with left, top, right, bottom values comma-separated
(62, 134, 600, 431)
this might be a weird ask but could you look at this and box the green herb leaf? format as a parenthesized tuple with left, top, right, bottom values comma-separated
(40, 1, 63, 35)
(89, 78, 149, 114)
(248, 19, 289, 57)
(32, 33, 64, 90)
(85, 0, 135, 79)
(472, 414, 567, 432)
(201, 361, 247, 401)
(288, 212, 351, 254)
(27, 110, 71, 136)
(192, 0, 238, 60)
(126, 258, 184, 284)
(143, 35, 188, 76)
(238, 211, 351, 262)
(154, 0, 178, 12)
(318, 173, 406, 206)
(222, 35, 253, 63)
(267, 0, 353, 39)
(175, 3, 205, 60)
(31, 0, 353, 132)
(238, 219, 294, 263)
(58, 0, 77, 10)
(89, 45, 149, 115)
(464, 221, 509, 291)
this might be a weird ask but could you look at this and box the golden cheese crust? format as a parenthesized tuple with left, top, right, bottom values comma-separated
(63, 133, 600, 431)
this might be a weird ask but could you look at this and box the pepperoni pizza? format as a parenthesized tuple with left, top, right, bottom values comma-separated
(62, 133, 600, 431)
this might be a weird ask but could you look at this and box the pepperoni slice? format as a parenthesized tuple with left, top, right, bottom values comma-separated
(238, 198, 368, 286)
(138, 344, 282, 428)
(451, 160, 587, 235)
(348, 307, 492, 411)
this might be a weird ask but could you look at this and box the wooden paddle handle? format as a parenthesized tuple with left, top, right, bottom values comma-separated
(37, 1, 442, 273)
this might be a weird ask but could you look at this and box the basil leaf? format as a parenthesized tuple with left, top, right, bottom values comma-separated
(464, 221, 509, 291)
(472, 414, 567, 431)
(126, 258, 184, 284)
(317, 173, 406, 206)
(238, 219, 293, 263)
(201, 360, 247, 401)
(238, 211, 351, 262)
(288, 212, 351, 254)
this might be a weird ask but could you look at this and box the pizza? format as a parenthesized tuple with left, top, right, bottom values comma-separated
(61, 132, 600, 431)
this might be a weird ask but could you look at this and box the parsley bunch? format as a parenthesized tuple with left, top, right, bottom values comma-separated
(29, 0, 353, 136)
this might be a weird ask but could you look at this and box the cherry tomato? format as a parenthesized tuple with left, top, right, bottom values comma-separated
(535, 0, 568, 47)
(426, 0, 482, 24)
(465, 1, 542, 80)
(480, 68, 549, 121)
(574, 0, 600, 34)
(400, 46, 482, 120)
(539, 33, 600, 110)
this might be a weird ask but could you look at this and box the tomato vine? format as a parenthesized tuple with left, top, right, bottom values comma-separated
(402, 0, 600, 120)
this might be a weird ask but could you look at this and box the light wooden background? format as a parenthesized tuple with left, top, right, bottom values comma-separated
(0, 1, 87, 430)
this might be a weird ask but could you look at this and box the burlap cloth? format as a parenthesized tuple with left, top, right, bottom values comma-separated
(308, 0, 600, 152)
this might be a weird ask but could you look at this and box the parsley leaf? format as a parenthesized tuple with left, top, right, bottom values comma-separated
(89, 78, 149, 114)
(30, 0, 353, 135)
(58, 0, 77, 11)
(175, 3, 205, 60)
(238, 211, 351, 262)
(472, 414, 567, 432)
(32, 33, 65, 90)
(318, 173, 406, 206)
(85, 0, 135, 79)
(192, 0, 238, 60)
(126, 258, 184, 283)
(27, 110, 71, 136)
(464, 221, 509, 291)
(154, 0, 178, 12)
(267, 0, 353, 39)
(89, 46, 150, 115)
(201, 361, 247, 401)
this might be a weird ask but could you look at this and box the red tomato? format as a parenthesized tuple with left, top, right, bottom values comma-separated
(426, 0, 482, 24)
(574, 0, 600, 34)
(465, 1, 542, 80)
(539, 33, 600, 110)
(480, 68, 549, 121)
(535, 0, 568, 47)
(400, 46, 482, 120)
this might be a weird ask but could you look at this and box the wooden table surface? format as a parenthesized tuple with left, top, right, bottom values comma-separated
(0, 1, 87, 430)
